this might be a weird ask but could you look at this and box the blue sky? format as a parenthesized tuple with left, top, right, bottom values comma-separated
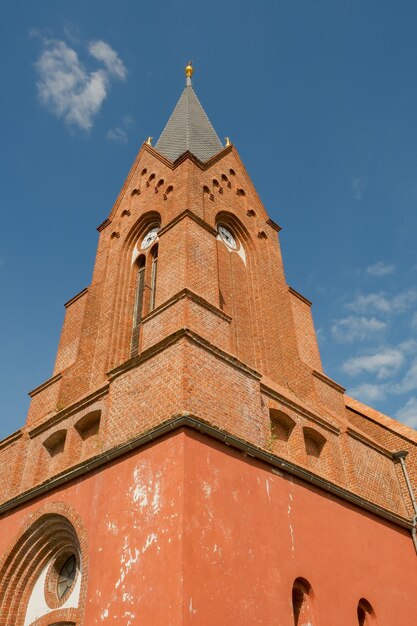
(1, 0, 416, 439)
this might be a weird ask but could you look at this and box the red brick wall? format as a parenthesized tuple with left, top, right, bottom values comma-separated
(1, 143, 415, 544)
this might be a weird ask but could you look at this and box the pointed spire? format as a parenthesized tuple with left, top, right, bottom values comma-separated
(155, 63, 223, 162)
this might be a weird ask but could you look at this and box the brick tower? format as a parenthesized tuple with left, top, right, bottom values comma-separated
(1, 64, 417, 626)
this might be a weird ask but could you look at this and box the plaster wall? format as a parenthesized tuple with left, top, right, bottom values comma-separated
(1, 430, 416, 625)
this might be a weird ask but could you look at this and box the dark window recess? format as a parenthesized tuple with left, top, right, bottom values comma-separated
(357, 599, 376, 625)
(131, 259, 146, 356)
(292, 578, 314, 626)
(150, 246, 158, 312)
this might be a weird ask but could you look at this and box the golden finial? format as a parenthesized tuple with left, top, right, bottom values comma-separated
(225, 137, 231, 147)
(185, 61, 194, 79)
(146, 136, 153, 146)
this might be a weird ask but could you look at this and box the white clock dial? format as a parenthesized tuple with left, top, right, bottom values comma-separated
(218, 225, 237, 250)
(141, 227, 160, 249)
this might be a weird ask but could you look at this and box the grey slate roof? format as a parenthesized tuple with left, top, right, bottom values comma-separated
(155, 84, 223, 162)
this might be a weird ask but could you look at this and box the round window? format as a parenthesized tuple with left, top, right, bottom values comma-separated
(57, 554, 77, 600)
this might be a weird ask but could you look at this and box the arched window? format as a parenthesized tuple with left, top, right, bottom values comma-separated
(150, 244, 158, 312)
(134, 255, 146, 328)
(357, 599, 377, 625)
(131, 255, 146, 355)
(0, 513, 85, 625)
(292, 578, 314, 626)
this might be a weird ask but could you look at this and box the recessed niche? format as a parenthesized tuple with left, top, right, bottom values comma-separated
(43, 430, 67, 458)
(75, 411, 101, 441)
(269, 409, 296, 443)
(303, 427, 326, 459)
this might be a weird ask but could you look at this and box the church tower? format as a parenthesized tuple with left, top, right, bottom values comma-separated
(0, 65, 417, 626)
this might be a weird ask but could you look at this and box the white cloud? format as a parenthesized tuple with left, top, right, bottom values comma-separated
(331, 316, 387, 343)
(397, 397, 417, 428)
(316, 327, 326, 344)
(366, 261, 396, 277)
(398, 339, 417, 354)
(349, 382, 387, 403)
(107, 127, 128, 144)
(88, 40, 127, 80)
(347, 289, 417, 315)
(352, 177, 367, 200)
(106, 115, 134, 144)
(35, 38, 126, 131)
(342, 349, 404, 379)
(393, 360, 417, 394)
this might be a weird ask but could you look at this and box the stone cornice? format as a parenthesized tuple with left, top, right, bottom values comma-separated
(313, 369, 346, 393)
(64, 287, 88, 309)
(158, 208, 217, 238)
(345, 396, 417, 445)
(260, 382, 341, 435)
(346, 426, 394, 459)
(28, 373, 62, 399)
(108, 328, 261, 383)
(288, 286, 312, 307)
(28, 384, 109, 438)
(97, 218, 111, 232)
(142, 288, 232, 325)
(137, 144, 233, 172)
(266, 218, 282, 233)
(0, 415, 412, 531)
(0, 430, 24, 451)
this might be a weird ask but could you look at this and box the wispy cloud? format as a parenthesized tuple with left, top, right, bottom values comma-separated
(331, 316, 387, 343)
(342, 348, 404, 379)
(347, 289, 417, 315)
(393, 359, 417, 394)
(346, 341, 417, 413)
(349, 382, 387, 403)
(34, 36, 126, 130)
(107, 115, 134, 145)
(366, 261, 396, 277)
(352, 177, 367, 200)
(107, 127, 128, 143)
(397, 397, 417, 428)
(88, 40, 127, 80)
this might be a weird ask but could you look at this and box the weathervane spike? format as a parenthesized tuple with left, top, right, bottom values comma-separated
(185, 61, 194, 86)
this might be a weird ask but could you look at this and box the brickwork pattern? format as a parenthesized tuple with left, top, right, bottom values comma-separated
(0, 143, 416, 535)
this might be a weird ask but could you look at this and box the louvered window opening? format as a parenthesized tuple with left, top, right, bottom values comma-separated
(150, 248, 158, 312)
(131, 262, 146, 355)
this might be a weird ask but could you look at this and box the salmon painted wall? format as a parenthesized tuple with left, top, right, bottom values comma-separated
(183, 431, 417, 626)
(0, 434, 186, 626)
(1, 429, 416, 625)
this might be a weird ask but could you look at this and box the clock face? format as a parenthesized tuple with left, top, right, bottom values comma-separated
(218, 225, 237, 250)
(141, 227, 160, 249)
